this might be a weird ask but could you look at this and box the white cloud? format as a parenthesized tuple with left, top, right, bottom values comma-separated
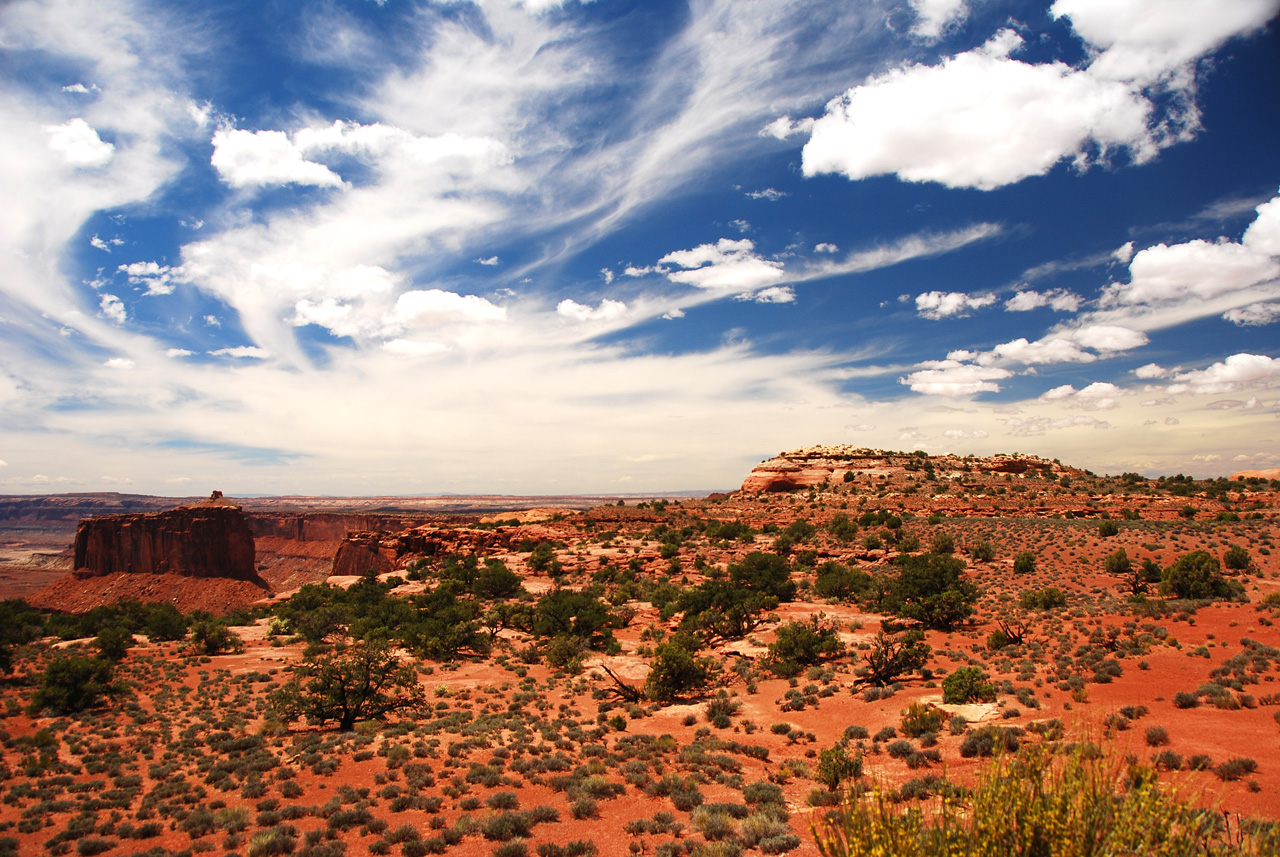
(517, 0, 600, 13)
(600, 268, 614, 285)
(1104, 239, 1280, 306)
(1166, 353, 1280, 395)
(475, 256, 501, 266)
(210, 121, 510, 190)
(1004, 289, 1082, 312)
(744, 286, 795, 304)
(1004, 414, 1111, 435)
(61, 82, 94, 94)
(210, 127, 343, 188)
(909, 0, 967, 39)
(99, 293, 126, 324)
(165, 348, 193, 358)
(44, 118, 114, 167)
(747, 188, 786, 201)
(118, 260, 177, 295)
(760, 115, 815, 140)
(660, 238, 786, 293)
(90, 234, 110, 252)
(1113, 241, 1135, 264)
(381, 339, 449, 357)
(388, 289, 507, 329)
(1070, 324, 1149, 352)
(1040, 381, 1126, 410)
(1134, 363, 1168, 379)
(802, 30, 1160, 190)
(814, 242, 838, 254)
(900, 360, 1013, 396)
(1223, 302, 1280, 326)
(103, 357, 133, 369)
(943, 428, 988, 439)
(915, 290, 996, 319)
(209, 346, 270, 359)
(989, 337, 1095, 365)
(1050, 0, 1279, 84)
(1040, 384, 1078, 401)
(557, 298, 627, 323)
(1242, 191, 1280, 255)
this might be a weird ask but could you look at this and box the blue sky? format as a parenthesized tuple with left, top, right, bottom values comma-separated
(2, 0, 1279, 495)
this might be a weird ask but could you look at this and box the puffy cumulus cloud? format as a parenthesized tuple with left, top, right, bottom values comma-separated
(943, 428, 988, 439)
(99, 293, 126, 324)
(1005, 289, 1082, 312)
(915, 290, 995, 319)
(43, 118, 114, 167)
(900, 360, 1013, 396)
(1004, 414, 1111, 436)
(802, 31, 1159, 190)
(103, 357, 134, 370)
(209, 346, 270, 359)
(118, 261, 177, 295)
(1104, 239, 1280, 306)
(814, 242, 838, 254)
(1224, 302, 1280, 326)
(211, 121, 510, 190)
(211, 128, 342, 188)
(987, 337, 1094, 365)
(1070, 324, 1149, 352)
(1038, 381, 1125, 410)
(1166, 353, 1280, 395)
(1050, 0, 1279, 84)
(760, 115, 815, 140)
(387, 289, 507, 330)
(659, 238, 787, 294)
(909, 0, 967, 39)
(1134, 363, 1169, 379)
(944, 325, 1147, 371)
(556, 298, 627, 323)
(743, 286, 796, 304)
(1242, 191, 1280, 255)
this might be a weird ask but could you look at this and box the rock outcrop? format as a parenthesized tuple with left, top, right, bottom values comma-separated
(331, 526, 511, 577)
(72, 491, 258, 581)
(739, 446, 1063, 493)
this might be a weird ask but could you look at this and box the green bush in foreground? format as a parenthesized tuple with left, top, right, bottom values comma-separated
(813, 745, 1279, 857)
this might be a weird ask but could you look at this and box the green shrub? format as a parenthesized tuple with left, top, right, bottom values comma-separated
(1223, 546, 1252, 571)
(942, 668, 994, 704)
(969, 541, 995, 562)
(1019, 587, 1067, 610)
(900, 702, 946, 738)
(813, 745, 1279, 856)
(1098, 520, 1119, 537)
(28, 655, 116, 715)
(1013, 552, 1036, 575)
(815, 744, 862, 792)
(765, 616, 845, 677)
(1161, 551, 1243, 601)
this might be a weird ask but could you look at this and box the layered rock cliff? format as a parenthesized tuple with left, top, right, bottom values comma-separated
(739, 446, 1061, 493)
(331, 526, 510, 577)
(72, 492, 257, 581)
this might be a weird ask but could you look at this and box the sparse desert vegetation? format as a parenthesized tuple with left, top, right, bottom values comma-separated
(0, 448, 1278, 856)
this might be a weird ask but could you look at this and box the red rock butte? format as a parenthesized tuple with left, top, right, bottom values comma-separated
(72, 490, 257, 581)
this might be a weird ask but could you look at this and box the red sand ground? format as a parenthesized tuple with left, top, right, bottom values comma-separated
(3, 460, 1279, 856)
